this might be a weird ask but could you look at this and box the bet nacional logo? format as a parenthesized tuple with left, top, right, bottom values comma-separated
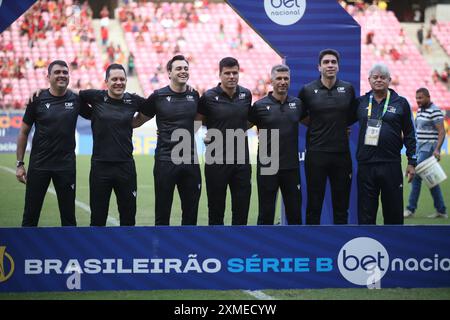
(264, 0, 306, 26)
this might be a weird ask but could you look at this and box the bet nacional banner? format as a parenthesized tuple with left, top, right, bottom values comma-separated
(1, 226, 449, 292)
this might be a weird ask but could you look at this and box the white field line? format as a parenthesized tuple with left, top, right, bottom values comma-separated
(244, 290, 275, 300)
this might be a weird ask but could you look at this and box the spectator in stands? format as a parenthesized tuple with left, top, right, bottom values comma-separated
(423, 29, 433, 54)
(34, 57, 46, 69)
(413, 5, 422, 22)
(131, 21, 140, 33)
(100, 5, 109, 19)
(2, 83, 13, 96)
(377, 0, 387, 10)
(13, 100, 22, 109)
(25, 58, 33, 70)
(4, 41, 13, 51)
(136, 32, 144, 43)
(430, 15, 437, 26)
(55, 35, 64, 48)
(70, 56, 79, 70)
(114, 45, 126, 65)
(432, 69, 440, 84)
(100, 26, 108, 46)
(398, 28, 406, 45)
(100, 5, 110, 27)
(405, 88, 447, 219)
(150, 73, 159, 84)
(366, 31, 375, 45)
(106, 44, 115, 62)
(173, 44, 181, 54)
(389, 47, 402, 61)
(0, 90, 4, 110)
(237, 20, 243, 45)
(245, 40, 254, 51)
(440, 63, 449, 83)
(417, 25, 424, 49)
(219, 19, 225, 39)
(128, 52, 135, 76)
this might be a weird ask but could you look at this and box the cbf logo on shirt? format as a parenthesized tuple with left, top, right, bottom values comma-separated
(264, 0, 306, 26)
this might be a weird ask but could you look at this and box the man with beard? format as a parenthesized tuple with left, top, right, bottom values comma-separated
(404, 88, 447, 219)
(16, 60, 90, 226)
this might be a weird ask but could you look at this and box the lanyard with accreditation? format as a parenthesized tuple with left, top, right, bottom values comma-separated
(364, 90, 391, 146)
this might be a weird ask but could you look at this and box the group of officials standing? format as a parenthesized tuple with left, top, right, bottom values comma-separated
(16, 49, 447, 227)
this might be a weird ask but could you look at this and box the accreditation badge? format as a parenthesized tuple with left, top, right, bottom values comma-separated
(364, 119, 382, 146)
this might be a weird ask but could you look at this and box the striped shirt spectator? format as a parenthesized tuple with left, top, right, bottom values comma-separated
(416, 102, 444, 151)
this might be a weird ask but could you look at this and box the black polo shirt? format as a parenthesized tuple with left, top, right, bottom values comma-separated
(140, 85, 199, 163)
(198, 84, 252, 164)
(79, 90, 145, 162)
(355, 89, 417, 166)
(298, 79, 355, 153)
(23, 89, 89, 170)
(249, 93, 303, 170)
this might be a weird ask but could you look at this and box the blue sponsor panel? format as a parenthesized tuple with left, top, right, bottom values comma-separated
(226, 0, 361, 224)
(0, 226, 449, 292)
(0, 0, 36, 33)
(0, 112, 29, 153)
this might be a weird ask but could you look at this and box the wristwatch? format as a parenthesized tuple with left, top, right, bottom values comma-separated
(16, 161, 25, 167)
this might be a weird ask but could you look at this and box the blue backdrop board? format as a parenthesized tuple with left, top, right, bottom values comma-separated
(226, 0, 361, 224)
(1, 226, 449, 292)
(0, 0, 36, 33)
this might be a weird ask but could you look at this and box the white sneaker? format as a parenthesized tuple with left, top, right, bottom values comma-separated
(427, 212, 448, 219)
(404, 209, 415, 218)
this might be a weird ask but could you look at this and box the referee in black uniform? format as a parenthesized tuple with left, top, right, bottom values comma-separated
(16, 60, 89, 226)
(298, 49, 356, 225)
(249, 64, 303, 225)
(79, 64, 145, 226)
(134, 55, 201, 225)
(355, 63, 416, 224)
(196, 57, 252, 225)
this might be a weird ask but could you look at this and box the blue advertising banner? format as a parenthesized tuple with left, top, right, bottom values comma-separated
(226, 0, 361, 224)
(0, 0, 36, 33)
(0, 226, 449, 292)
(0, 112, 28, 153)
